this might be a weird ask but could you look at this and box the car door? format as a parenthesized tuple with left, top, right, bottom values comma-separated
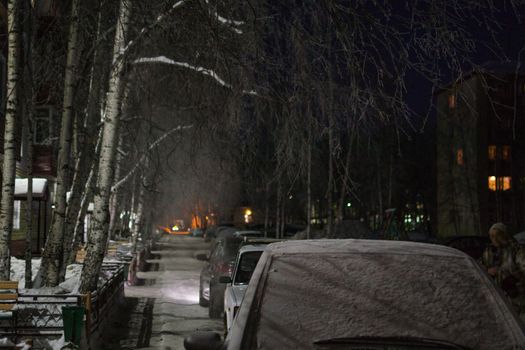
(202, 241, 220, 287)
(210, 241, 225, 284)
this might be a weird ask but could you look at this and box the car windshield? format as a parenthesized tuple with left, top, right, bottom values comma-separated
(234, 251, 263, 284)
(251, 253, 522, 349)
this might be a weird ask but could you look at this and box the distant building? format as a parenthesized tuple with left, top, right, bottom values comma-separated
(436, 65, 525, 237)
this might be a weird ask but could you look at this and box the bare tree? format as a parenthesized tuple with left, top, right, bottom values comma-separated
(40, 0, 82, 287)
(0, 0, 23, 280)
(80, 0, 132, 293)
(22, 0, 36, 288)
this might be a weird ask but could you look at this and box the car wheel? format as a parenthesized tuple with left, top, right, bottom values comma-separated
(208, 285, 223, 319)
(199, 282, 209, 307)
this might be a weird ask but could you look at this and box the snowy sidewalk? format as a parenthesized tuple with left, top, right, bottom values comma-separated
(124, 236, 222, 350)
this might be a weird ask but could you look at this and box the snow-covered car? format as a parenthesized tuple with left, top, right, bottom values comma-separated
(232, 230, 264, 238)
(185, 239, 525, 350)
(221, 240, 279, 331)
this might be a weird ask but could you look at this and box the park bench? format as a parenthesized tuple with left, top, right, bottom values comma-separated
(0, 281, 18, 334)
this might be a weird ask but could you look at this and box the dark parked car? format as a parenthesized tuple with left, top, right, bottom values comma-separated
(204, 225, 236, 242)
(191, 228, 204, 237)
(198, 235, 242, 318)
(186, 239, 525, 350)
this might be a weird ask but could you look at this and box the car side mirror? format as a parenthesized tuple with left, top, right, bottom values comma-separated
(219, 276, 232, 284)
(196, 253, 209, 261)
(184, 331, 223, 350)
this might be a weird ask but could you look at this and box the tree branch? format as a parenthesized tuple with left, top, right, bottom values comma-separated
(111, 124, 193, 193)
(204, 0, 245, 34)
(133, 55, 258, 96)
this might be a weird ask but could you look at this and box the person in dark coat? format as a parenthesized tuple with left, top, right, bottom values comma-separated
(482, 223, 523, 299)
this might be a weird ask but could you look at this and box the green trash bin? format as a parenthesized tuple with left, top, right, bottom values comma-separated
(123, 262, 130, 281)
(62, 306, 85, 345)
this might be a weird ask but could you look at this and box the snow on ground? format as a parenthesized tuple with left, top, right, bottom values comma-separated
(10, 257, 41, 288)
(0, 337, 15, 346)
(45, 335, 65, 350)
(10, 257, 119, 295)
(10, 257, 83, 294)
(137, 236, 222, 350)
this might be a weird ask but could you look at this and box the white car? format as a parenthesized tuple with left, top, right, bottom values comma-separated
(221, 240, 278, 331)
(187, 239, 525, 350)
(232, 230, 264, 238)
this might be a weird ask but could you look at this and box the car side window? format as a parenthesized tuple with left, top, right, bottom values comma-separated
(210, 243, 221, 261)
(234, 251, 263, 285)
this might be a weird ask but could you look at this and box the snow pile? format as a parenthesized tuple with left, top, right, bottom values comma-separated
(45, 335, 64, 350)
(10, 257, 116, 294)
(0, 337, 15, 346)
(10, 257, 41, 288)
(16, 340, 32, 350)
(60, 264, 83, 294)
(10, 257, 83, 294)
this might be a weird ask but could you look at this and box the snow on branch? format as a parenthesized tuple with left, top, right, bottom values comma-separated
(133, 56, 258, 96)
(204, 0, 244, 34)
(119, 0, 187, 60)
(111, 124, 193, 192)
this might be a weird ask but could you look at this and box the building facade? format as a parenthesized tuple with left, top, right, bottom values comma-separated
(436, 68, 525, 237)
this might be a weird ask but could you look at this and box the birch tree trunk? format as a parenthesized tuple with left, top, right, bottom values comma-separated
(61, 0, 108, 277)
(132, 179, 144, 253)
(23, 0, 35, 288)
(0, 0, 22, 280)
(66, 140, 99, 266)
(108, 133, 124, 240)
(127, 172, 137, 235)
(80, 0, 131, 293)
(40, 0, 81, 286)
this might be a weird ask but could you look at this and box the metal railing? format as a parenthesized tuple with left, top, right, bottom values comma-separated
(85, 263, 126, 334)
(0, 262, 127, 338)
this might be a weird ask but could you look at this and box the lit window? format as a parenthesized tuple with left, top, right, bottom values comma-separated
(488, 176, 497, 191)
(502, 177, 512, 191)
(448, 94, 456, 109)
(488, 145, 497, 161)
(488, 176, 512, 191)
(501, 145, 511, 161)
(456, 149, 464, 165)
(13, 200, 20, 230)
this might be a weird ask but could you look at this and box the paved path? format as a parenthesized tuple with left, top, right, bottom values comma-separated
(101, 235, 222, 349)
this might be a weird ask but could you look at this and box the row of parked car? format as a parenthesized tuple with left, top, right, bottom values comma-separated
(188, 227, 525, 349)
(196, 226, 267, 319)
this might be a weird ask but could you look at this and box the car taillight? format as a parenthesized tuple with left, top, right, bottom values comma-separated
(218, 261, 235, 276)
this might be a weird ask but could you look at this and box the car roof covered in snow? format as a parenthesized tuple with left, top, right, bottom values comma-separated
(264, 238, 468, 257)
(238, 244, 271, 254)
